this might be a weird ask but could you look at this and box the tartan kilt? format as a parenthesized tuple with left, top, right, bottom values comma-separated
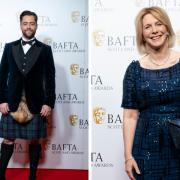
(0, 113, 47, 140)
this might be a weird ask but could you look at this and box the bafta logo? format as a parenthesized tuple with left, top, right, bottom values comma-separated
(16, 11, 21, 22)
(93, 107, 106, 124)
(69, 115, 78, 126)
(93, 31, 105, 47)
(43, 37, 52, 46)
(176, 31, 180, 46)
(135, 0, 144, 6)
(70, 64, 79, 75)
(71, 11, 80, 23)
(45, 139, 51, 150)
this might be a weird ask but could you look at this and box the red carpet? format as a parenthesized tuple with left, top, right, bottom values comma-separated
(6, 168, 88, 180)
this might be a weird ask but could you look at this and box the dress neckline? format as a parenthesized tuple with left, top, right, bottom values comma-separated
(136, 59, 180, 71)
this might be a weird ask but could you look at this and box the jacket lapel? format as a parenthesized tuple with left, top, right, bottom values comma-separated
(12, 42, 23, 72)
(24, 44, 42, 74)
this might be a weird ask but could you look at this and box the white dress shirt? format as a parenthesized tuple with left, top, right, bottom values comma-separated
(21, 37, 35, 54)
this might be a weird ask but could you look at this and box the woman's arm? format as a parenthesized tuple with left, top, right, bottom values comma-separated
(123, 109, 138, 160)
(123, 108, 140, 180)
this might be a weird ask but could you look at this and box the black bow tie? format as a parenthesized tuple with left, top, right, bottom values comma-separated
(22, 39, 35, 46)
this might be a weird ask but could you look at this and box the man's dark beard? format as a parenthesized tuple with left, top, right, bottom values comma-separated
(22, 31, 36, 40)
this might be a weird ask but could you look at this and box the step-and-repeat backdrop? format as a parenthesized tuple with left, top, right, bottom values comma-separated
(0, 0, 88, 169)
(91, 0, 180, 179)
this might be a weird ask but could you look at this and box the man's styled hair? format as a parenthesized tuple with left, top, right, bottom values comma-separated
(20, 10, 38, 23)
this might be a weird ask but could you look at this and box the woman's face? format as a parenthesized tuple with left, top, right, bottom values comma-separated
(142, 13, 168, 50)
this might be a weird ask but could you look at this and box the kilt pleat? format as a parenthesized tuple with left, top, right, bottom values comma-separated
(0, 113, 47, 140)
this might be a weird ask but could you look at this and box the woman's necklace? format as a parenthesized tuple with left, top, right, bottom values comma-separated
(149, 50, 171, 66)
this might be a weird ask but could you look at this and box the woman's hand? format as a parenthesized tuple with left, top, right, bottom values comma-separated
(125, 158, 141, 180)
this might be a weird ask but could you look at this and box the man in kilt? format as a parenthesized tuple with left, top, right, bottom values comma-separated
(0, 10, 56, 180)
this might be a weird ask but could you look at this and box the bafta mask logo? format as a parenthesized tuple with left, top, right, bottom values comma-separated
(69, 115, 78, 126)
(16, 11, 21, 22)
(93, 107, 106, 124)
(176, 31, 180, 46)
(44, 139, 51, 150)
(71, 11, 80, 23)
(93, 31, 105, 47)
(43, 37, 53, 46)
(134, 0, 144, 6)
(70, 64, 79, 75)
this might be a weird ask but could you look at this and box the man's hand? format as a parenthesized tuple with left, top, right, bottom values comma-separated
(0, 103, 9, 114)
(40, 105, 52, 117)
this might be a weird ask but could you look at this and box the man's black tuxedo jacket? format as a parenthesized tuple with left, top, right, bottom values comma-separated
(0, 39, 56, 113)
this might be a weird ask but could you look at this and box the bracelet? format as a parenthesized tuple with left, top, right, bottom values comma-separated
(125, 157, 134, 164)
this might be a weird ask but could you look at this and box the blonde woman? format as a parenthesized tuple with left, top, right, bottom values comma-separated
(122, 6, 180, 180)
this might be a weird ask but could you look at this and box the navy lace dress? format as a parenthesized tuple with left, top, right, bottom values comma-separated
(121, 60, 180, 179)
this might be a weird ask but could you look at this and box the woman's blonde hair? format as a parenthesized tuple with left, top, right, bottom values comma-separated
(135, 6, 175, 54)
